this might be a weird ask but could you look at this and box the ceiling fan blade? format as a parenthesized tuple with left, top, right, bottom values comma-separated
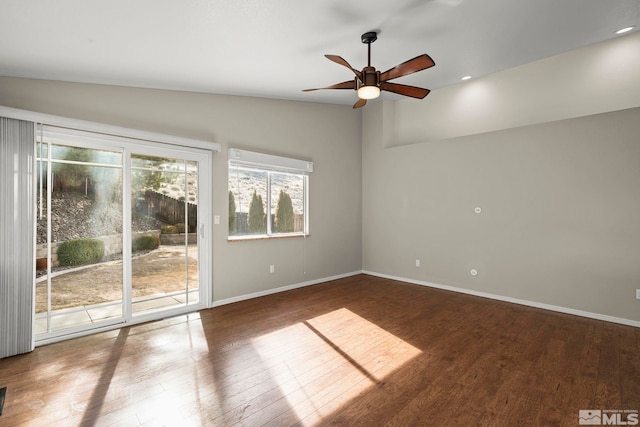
(303, 80, 357, 92)
(381, 82, 431, 99)
(353, 98, 367, 109)
(380, 54, 435, 82)
(325, 55, 363, 80)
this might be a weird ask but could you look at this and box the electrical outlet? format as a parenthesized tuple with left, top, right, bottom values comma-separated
(270, 265, 275, 274)
(415, 260, 421, 267)
(636, 289, 640, 300)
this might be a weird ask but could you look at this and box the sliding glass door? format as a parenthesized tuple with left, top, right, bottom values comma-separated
(35, 127, 210, 341)
(35, 141, 125, 335)
(130, 153, 200, 316)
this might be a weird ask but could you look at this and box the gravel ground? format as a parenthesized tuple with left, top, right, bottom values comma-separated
(35, 246, 198, 312)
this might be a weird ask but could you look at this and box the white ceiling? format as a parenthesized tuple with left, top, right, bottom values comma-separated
(1, 0, 638, 106)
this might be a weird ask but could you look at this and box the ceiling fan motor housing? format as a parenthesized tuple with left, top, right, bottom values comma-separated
(360, 66, 380, 88)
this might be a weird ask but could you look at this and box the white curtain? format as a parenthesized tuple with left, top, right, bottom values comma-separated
(0, 117, 35, 358)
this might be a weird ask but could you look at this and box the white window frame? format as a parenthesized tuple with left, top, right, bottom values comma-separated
(228, 148, 312, 240)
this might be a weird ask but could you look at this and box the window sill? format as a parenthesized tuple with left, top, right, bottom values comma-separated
(227, 233, 310, 242)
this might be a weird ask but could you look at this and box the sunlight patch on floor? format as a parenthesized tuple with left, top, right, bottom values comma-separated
(251, 307, 422, 425)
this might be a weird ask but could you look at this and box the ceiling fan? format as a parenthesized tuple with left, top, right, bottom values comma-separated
(304, 31, 435, 109)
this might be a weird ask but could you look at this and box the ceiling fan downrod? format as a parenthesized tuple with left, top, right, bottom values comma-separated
(361, 31, 378, 68)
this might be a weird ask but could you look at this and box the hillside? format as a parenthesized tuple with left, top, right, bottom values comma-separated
(36, 192, 164, 244)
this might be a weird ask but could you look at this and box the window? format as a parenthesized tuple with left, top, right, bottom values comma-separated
(228, 149, 312, 239)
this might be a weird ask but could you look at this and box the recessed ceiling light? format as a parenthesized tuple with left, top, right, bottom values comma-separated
(461, 75, 472, 81)
(616, 26, 635, 34)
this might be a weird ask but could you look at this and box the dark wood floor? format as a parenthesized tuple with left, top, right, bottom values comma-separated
(1, 274, 639, 426)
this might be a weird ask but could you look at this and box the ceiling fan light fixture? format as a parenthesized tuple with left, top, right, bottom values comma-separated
(357, 85, 380, 100)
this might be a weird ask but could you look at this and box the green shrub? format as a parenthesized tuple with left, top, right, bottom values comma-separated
(132, 234, 160, 251)
(161, 225, 178, 234)
(57, 238, 104, 267)
(248, 190, 266, 233)
(274, 190, 294, 232)
(158, 223, 187, 234)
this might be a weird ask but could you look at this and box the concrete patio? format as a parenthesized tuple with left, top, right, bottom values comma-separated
(35, 291, 199, 335)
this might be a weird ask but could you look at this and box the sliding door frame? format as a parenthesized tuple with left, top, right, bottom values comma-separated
(0, 105, 218, 348)
(123, 141, 212, 326)
(36, 129, 127, 338)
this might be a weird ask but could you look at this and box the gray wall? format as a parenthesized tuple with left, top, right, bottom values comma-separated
(363, 102, 640, 322)
(0, 77, 363, 302)
(2, 74, 639, 324)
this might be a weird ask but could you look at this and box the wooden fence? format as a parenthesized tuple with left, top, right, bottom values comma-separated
(232, 213, 304, 234)
(142, 190, 198, 232)
(49, 173, 96, 197)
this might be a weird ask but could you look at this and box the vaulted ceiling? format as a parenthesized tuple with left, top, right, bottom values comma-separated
(1, 0, 638, 105)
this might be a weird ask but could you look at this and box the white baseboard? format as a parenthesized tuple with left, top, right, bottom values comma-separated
(362, 270, 640, 329)
(210, 271, 363, 307)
